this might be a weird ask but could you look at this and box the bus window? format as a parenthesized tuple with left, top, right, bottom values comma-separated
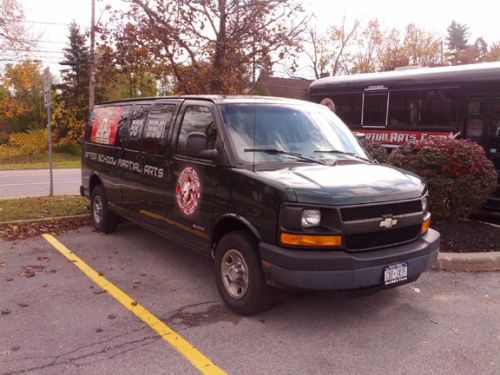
(363, 92, 387, 126)
(389, 91, 420, 127)
(421, 91, 455, 127)
(389, 90, 456, 129)
(465, 99, 485, 144)
(331, 94, 362, 126)
(492, 98, 500, 152)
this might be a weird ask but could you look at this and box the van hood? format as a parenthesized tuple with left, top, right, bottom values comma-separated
(257, 163, 425, 206)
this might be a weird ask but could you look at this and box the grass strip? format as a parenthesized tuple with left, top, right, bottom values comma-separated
(0, 151, 81, 170)
(0, 196, 88, 222)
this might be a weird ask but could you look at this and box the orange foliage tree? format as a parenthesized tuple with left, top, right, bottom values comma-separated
(0, 60, 45, 130)
(105, 0, 307, 94)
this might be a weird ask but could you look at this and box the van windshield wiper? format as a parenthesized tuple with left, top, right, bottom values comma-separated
(314, 149, 373, 163)
(244, 148, 326, 165)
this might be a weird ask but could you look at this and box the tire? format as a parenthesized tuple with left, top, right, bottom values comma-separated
(215, 231, 273, 315)
(90, 185, 117, 234)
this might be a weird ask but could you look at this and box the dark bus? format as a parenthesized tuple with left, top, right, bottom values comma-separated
(309, 62, 500, 189)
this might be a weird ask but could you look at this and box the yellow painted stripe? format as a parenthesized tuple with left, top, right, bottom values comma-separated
(140, 209, 209, 239)
(42, 234, 226, 375)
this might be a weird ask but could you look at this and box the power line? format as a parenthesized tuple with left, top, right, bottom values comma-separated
(17, 39, 68, 45)
(12, 20, 70, 26)
(2, 49, 64, 54)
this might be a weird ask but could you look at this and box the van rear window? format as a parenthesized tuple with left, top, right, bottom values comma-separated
(90, 106, 126, 145)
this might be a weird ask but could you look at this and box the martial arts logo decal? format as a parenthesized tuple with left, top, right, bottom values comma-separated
(176, 167, 201, 215)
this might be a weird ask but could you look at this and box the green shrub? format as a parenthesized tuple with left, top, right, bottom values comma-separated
(387, 138, 497, 221)
(53, 143, 81, 155)
(363, 139, 388, 163)
(0, 129, 48, 159)
(9, 129, 48, 155)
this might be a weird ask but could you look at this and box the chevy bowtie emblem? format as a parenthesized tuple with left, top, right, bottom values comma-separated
(379, 217, 398, 229)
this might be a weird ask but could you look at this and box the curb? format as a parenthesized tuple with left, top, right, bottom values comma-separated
(433, 251, 500, 272)
(0, 214, 90, 226)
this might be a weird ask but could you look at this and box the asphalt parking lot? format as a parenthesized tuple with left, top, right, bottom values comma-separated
(1, 223, 499, 375)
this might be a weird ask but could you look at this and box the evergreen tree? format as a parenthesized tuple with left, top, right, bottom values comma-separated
(445, 20, 470, 65)
(58, 22, 90, 123)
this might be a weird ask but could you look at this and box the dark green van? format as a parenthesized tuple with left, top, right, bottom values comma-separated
(81, 95, 440, 315)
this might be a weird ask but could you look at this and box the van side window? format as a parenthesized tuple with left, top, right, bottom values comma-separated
(176, 105, 217, 155)
(122, 105, 150, 150)
(115, 105, 132, 146)
(88, 105, 131, 145)
(142, 104, 176, 155)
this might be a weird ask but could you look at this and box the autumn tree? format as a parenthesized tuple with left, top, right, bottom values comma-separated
(352, 20, 440, 73)
(401, 24, 440, 67)
(473, 37, 488, 62)
(377, 28, 409, 71)
(0, 0, 35, 59)
(351, 19, 383, 73)
(110, 0, 307, 94)
(95, 22, 157, 100)
(0, 60, 45, 131)
(304, 26, 331, 79)
(486, 42, 500, 62)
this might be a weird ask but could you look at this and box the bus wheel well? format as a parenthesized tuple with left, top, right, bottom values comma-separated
(211, 218, 260, 259)
(89, 175, 102, 194)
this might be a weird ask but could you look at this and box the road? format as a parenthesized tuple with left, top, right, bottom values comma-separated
(0, 169, 81, 199)
(1, 224, 499, 375)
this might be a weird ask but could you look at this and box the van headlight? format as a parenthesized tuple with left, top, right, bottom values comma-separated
(301, 209, 321, 228)
(421, 196, 428, 213)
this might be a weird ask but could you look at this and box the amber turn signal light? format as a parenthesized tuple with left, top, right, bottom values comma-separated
(280, 233, 342, 247)
(421, 214, 431, 234)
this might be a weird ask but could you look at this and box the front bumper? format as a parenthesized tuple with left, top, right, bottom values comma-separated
(260, 228, 440, 290)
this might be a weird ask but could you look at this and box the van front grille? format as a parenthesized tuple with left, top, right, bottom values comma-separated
(345, 225, 421, 251)
(341, 200, 422, 222)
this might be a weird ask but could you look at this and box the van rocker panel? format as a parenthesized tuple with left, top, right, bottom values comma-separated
(260, 228, 439, 290)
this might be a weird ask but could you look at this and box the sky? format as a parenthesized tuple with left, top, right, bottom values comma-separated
(10, 0, 500, 79)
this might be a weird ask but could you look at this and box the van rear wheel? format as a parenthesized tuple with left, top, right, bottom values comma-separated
(215, 231, 272, 315)
(90, 185, 117, 234)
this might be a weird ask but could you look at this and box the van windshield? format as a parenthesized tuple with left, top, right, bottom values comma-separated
(220, 103, 370, 164)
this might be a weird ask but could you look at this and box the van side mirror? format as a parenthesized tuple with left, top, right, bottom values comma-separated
(354, 132, 366, 142)
(186, 132, 218, 159)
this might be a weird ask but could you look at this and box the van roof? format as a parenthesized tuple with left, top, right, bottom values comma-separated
(96, 95, 310, 106)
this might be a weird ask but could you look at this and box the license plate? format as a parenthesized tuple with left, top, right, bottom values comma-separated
(384, 263, 408, 285)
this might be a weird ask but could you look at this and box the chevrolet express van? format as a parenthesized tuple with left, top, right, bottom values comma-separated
(81, 96, 440, 315)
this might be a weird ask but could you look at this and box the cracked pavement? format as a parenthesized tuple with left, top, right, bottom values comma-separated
(1, 224, 499, 374)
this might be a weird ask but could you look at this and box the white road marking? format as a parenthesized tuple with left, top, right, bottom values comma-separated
(0, 180, 80, 187)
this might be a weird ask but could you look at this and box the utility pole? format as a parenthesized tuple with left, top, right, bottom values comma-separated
(89, 0, 96, 110)
(43, 67, 53, 196)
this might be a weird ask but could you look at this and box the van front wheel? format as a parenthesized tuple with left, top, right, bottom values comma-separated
(215, 231, 272, 315)
(90, 185, 117, 234)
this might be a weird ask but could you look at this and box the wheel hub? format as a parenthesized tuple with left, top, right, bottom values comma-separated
(221, 249, 249, 300)
(93, 195, 103, 225)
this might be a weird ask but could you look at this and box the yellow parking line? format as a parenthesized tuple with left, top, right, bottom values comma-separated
(42, 234, 226, 375)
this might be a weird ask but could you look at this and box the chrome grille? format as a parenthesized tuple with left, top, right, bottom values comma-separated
(345, 225, 421, 251)
(341, 200, 422, 222)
